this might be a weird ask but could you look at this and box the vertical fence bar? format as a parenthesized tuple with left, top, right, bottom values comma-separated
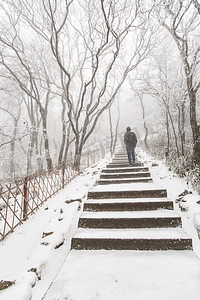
(0, 137, 114, 241)
(3, 186, 10, 236)
(23, 177, 28, 220)
(62, 163, 65, 189)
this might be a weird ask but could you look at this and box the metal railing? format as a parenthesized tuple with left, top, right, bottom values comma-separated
(0, 148, 105, 241)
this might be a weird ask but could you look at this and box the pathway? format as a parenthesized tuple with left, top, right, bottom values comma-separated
(42, 151, 200, 300)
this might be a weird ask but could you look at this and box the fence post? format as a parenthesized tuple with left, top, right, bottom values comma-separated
(23, 177, 28, 220)
(62, 163, 65, 189)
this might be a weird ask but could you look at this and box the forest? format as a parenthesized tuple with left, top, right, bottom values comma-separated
(0, 0, 199, 189)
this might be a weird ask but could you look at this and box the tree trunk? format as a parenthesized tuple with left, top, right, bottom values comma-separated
(139, 94, 148, 149)
(108, 107, 114, 156)
(63, 124, 72, 166)
(74, 149, 81, 172)
(35, 130, 43, 172)
(177, 100, 186, 156)
(188, 88, 200, 165)
(10, 117, 18, 178)
(73, 136, 82, 172)
(27, 125, 37, 175)
(10, 138, 15, 177)
(166, 106, 180, 157)
(166, 110, 170, 150)
(58, 123, 66, 167)
(113, 101, 120, 154)
(42, 116, 53, 170)
(58, 98, 67, 167)
(181, 101, 186, 146)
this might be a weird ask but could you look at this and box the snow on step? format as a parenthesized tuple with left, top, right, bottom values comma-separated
(102, 166, 149, 173)
(84, 197, 173, 211)
(88, 183, 167, 199)
(101, 171, 150, 175)
(108, 160, 142, 163)
(100, 171, 151, 178)
(92, 182, 158, 191)
(97, 177, 153, 184)
(106, 163, 144, 168)
(71, 228, 192, 250)
(80, 210, 179, 219)
(79, 210, 181, 229)
(73, 227, 190, 239)
(85, 198, 171, 204)
(70, 153, 193, 252)
(110, 157, 130, 159)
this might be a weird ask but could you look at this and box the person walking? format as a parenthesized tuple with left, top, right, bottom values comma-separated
(124, 126, 137, 166)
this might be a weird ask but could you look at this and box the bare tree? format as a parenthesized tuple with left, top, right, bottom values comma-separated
(0, 95, 29, 178)
(128, 74, 150, 149)
(138, 93, 149, 149)
(45, 0, 157, 169)
(192, 0, 200, 14)
(155, 0, 200, 164)
(0, 7, 54, 170)
(108, 98, 120, 156)
(23, 93, 43, 174)
(0, 0, 158, 173)
(144, 73, 181, 156)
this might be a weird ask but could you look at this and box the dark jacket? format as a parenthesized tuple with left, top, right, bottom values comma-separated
(124, 131, 137, 147)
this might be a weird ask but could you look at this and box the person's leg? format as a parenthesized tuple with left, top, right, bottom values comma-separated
(131, 146, 135, 163)
(126, 147, 132, 164)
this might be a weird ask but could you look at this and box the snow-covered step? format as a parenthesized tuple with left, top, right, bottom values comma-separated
(111, 157, 135, 160)
(97, 177, 153, 185)
(71, 228, 192, 250)
(111, 157, 141, 161)
(70, 152, 193, 252)
(88, 183, 167, 199)
(106, 163, 143, 168)
(111, 158, 130, 161)
(114, 151, 127, 154)
(78, 210, 181, 229)
(84, 198, 174, 211)
(102, 166, 149, 173)
(100, 171, 151, 179)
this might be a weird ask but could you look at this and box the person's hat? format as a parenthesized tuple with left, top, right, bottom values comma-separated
(126, 126, 131, 131)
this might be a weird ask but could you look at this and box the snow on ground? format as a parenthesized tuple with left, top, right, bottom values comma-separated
(41, 149, 200, 300)
(0, 156, 110, 300)
(42, 250, 200, 300)
(139, 150, 200, 259)
(1, 149, 200, 300)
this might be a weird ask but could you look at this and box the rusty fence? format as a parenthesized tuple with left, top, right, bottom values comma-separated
(0, 148, 103, 241)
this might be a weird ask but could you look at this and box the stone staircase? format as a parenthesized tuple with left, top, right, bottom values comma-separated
(71, 151, 192, 251)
